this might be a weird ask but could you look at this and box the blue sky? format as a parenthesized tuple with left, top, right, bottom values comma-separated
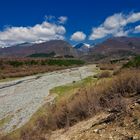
(0, 0, 140, 47)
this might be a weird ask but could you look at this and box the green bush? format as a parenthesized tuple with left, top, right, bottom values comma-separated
(28, 52, 56, 58)
(47, 59, 85, 66)
(7, 59, 85, 67)
(123, 55, 140, 68)
(25, 60, 39, 65)
(8, 61, 23, 67)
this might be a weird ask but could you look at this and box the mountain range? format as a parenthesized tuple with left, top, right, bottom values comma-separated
(0, 37, 140, 60)
(90, 37, 140, 55)
(0, 40, 78, 58)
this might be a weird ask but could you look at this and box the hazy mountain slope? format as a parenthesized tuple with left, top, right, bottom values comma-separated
(0, 40, 78, 57)
(81, 37, 140, 62)
(90, 37, 140, 55)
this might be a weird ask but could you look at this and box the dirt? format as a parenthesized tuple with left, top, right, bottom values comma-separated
(48, 97, 140, 140)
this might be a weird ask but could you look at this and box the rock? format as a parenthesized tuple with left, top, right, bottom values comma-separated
(133, 135, 140, 140)
(93, 129, 99, 134)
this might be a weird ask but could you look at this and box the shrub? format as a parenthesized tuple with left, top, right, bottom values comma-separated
(123, 55, 140, 68)
(28, 52, 56, 58)
(45, 70, 140, 130)
(3, 69, 140, 140)
(95, 71, 112, 79)
(47, 59, 85, 66)
(110, 70, 140, 97)
(8, 61, 23, 67)
(113, 69, 121, 75)
(24, 60, 39, 65)
(98, 63, 116, 70)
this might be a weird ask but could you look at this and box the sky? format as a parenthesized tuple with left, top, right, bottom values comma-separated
(0, 0, 140, 47)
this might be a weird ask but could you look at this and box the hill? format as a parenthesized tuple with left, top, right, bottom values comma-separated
(0, 40, 78, 58)
(85, 37, 140, 62)
(91, 37, 140, 54)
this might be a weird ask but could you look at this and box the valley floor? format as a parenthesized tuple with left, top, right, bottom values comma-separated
(0, 64, 96, 134)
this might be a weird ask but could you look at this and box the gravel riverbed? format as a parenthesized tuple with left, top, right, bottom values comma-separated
(0, 65, 96, 133)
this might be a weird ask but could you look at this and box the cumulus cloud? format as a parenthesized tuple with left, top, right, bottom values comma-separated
(89, 12, 140, 40)
(0, 19, 66, 47)
(134, 25, 140, 33)
(71, 31, 86, 41)
(58, 16, 68, 24)
(127, 12, 140, 23)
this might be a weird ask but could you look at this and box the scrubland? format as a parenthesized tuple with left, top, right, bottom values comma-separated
(1, 56, 140, 140)
(0, 58, 84, 80)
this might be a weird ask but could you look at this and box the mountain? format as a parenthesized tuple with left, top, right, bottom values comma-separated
(90, 37, 140, 55)
(0, 40, 78, 57)
(74, 43, 90, 53)
(80, 37, 140, 62)
(1, 37, 140, 59)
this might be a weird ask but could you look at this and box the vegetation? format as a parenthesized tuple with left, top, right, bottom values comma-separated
(123, 55, 140, 68)
(64, 55, 74, 58)
(0, 58, 85, 80)
(97, 63, 119, 70)
(0, 115, 13, 128)
(2, 68, 140, 140)
(6, 59, 85, 67)
(28, 53, 74, 58)
(50, 76, 96, 100)
(47, 59, 85, 66)
(110, 58, 128, 64)
(94, 71, 112, 79)
(8, 61, 24, 67)
(1, 56, 140, 140)
(28, 52, 56, 58)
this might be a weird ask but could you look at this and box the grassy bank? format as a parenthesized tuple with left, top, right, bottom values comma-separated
(50, 76, 96, 100)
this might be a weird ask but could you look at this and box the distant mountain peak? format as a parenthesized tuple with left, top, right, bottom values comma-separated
(74, 43, 90, 53)
(74, 43, 90, 49)
(31, 39, 48, 44)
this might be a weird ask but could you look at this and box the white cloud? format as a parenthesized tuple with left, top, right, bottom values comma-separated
(0, 20, 66, 47)
(58, 16, 68, 24)
(71, 31, 86, 41)
(134, 25, 140, 33)
(103, 13, 126, 30)
(127, 12, 140, 23)
(89, 12, 140, 40)
(114, 29, 129, 37)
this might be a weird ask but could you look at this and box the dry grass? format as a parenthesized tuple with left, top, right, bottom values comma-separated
(94, 71, 112, 79)
(0, 58, 84, 80)
(1, 69, 140, 140)
(97, 63, 119, 70)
